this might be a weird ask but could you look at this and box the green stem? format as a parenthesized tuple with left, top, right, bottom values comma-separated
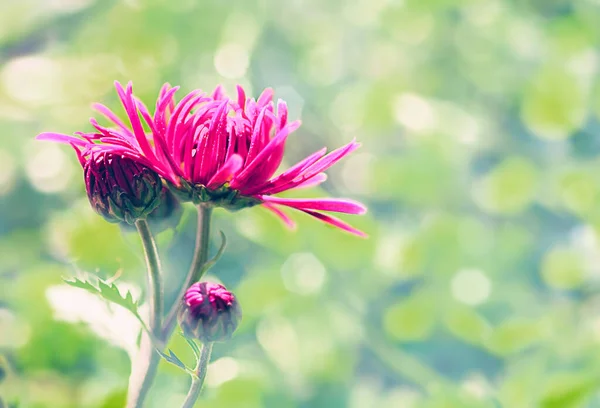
(181, 342, 213, 408)
(126, 219, 164, 408)
(162, 205, 212, 338)
(135, 219, 163, 333)
(126, 333, 161, 408)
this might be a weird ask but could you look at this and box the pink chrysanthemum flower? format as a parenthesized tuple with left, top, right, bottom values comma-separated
(37, 82, 367, 236)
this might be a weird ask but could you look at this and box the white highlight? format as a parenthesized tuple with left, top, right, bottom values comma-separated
(281, 252, 327, 295)
(214, 43, 250, 79)
(46, 283, 143, 359)
(256, 316, 300, 373)
(450, 269, 491, 306)
(341, 153, 374, 195)
(25, 144, 73, 193)
(393, 93, 436, 132)
(206, 357, 240, 387)
(2, 56, 63, 104)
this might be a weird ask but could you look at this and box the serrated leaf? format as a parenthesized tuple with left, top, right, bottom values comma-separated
(64, 276, 147, 333)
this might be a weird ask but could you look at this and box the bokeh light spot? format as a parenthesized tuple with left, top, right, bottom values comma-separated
(214, 43, 250, 79)
(206, 357, 240, 387)
(450, 269, 491, 306)
(25, 144, 74, 193)
(2, 56, 63, 104)
(393, 93, 436, 132)
(281, 252, 327, 295)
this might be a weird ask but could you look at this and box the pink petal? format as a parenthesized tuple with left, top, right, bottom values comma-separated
(114, 81, 159, 165)
(244, 106, 268, 165)
(92, 103, 135, 141)
(299, 140, 360, 181)
(258, 140, 360, 196)
(236, 85, 246, 111)
(207, 154, 243, 189)
(277, 99, 288, 130)
(167, 90, 205, 152)
(245, 147, 327, 195)
(212, 85, 225, 100)
(260, 196, 367, 214)
(231, 120, 301, 190)
(196, 100, 229, 183)
(36, 133, 89, 146)
(257, 88, 274, 108)
(301, 209, 367, 238)
(263, 202, 296, 229)
(292, 173, 327, 189)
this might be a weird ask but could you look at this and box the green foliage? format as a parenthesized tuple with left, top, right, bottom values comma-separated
(64, 275, 147, 332)
(157, 349, 189, 373)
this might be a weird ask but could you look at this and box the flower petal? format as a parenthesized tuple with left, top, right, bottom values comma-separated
(301, 209, 367, 237)
(263, 202, 296, 229)
(207, 154, 243, 189)
(36, 132, 89, 146)
(292, 173, 327, 189)
(260, 196, 367, 214)
(231, 120, 301, 190)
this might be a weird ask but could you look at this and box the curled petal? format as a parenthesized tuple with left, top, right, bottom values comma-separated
(36, 132, 89, 146)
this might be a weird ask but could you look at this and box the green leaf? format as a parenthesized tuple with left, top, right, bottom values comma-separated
(181, 332, 201, 361)
(157, 348, 192, 374)
(64, 275, 147, 332)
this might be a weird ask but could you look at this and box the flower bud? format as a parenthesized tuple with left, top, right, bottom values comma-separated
(178, 282, 242, 343)
(84, 153, 162, 224)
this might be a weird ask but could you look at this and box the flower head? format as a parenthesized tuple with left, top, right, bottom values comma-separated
(178, 282, 241, 343)
(84, 152, 162, 224)
(37, 81, 367, 236)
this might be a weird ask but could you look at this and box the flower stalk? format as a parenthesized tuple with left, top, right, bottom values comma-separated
(127, 219, 165, 408)
(136, 219, 163, 333)
(181, 342, 213, 408)
(163, 205, 212, 339)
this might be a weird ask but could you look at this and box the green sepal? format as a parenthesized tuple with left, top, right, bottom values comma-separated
(168, 178, 261, 211)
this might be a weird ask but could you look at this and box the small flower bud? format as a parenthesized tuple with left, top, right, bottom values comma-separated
(178, 282, 242, 343)
(84, 153, 163, 224)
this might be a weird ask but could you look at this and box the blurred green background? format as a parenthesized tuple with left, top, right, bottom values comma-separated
(2, 0, 600, 407)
